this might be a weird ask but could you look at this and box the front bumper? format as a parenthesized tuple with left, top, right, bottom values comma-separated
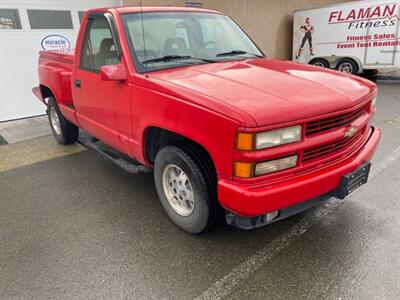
(218, 126, 381, 219)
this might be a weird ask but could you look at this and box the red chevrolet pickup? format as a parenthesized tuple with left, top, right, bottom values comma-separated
(33, 6, 381, 233)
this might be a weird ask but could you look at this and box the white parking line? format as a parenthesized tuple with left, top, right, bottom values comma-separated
(195, 146, 400, 300)
(369, 146, 400, 179)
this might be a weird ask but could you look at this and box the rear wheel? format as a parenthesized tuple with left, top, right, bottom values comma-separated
(336, 58, 359, 75)
(154, 145, 217, 233)
(47, 97, 78, 144)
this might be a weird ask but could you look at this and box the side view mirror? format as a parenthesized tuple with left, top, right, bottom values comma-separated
(100, 64, 127, 81)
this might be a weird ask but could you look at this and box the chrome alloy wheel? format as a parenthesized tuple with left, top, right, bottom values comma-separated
(162, 164, 195, 217)
(50, 106, 61, 135)
(338, 62, 353, 74)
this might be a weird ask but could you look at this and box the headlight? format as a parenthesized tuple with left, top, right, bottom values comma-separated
(255, 125, 301, 150)
(371, 96, 377, 109)
(236, 126, 302, 151)
(255, 155, 298, 176)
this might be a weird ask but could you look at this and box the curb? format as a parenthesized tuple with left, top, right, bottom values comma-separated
(0, 134, 8, 145)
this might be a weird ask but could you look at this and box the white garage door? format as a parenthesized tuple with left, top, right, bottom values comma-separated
(0, 0, 121, 122)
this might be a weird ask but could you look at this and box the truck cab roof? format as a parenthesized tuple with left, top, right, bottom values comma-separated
(87, 6, 223, 15)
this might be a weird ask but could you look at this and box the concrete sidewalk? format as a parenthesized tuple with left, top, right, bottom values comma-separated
(0, 115, 51, 144)
(0, 135, 85, 172)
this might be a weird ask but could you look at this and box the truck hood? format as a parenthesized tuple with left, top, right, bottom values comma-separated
(149, 58, 375, 126)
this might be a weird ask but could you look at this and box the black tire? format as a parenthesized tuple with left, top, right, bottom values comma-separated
(309, 58, 329, 68)
(154, 145, 217, 233)
(336, 58, 359, 75)
(47, 96, 78, 144)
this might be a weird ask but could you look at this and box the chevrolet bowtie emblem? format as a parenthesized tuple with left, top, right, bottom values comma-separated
(344, 127, 358, 138)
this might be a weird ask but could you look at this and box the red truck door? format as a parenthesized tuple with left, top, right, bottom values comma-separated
(72, 13, 132, 154)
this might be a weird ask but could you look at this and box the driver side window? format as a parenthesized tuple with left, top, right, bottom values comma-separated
(80, 15, 120, 72)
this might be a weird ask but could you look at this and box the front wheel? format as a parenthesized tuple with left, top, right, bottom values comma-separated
(154, 145, 217, 233)
(47, 97, 78, 144)
(309, 58, 329, 69)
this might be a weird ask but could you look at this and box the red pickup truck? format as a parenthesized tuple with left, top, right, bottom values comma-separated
(33, 6, 381, 233)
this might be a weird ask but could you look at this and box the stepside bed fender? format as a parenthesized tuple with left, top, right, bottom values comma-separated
(35, 63, 78, 125)
(38, 65, 73, 107)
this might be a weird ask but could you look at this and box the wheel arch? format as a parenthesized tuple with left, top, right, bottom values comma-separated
(143, 126, 217, 180)
(39, 84, 55, 104)
(143, 127, 214, 163)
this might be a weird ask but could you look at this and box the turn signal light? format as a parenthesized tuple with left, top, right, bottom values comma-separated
(234, 162, 253, 178)
(236, 132, 254, 151)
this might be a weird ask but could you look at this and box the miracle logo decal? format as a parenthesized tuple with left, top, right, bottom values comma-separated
(41, 34, 71, 51)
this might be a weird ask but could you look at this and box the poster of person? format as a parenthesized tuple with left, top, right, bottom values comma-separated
(293, 16, 316, 62)
(295, 17, 315, 59)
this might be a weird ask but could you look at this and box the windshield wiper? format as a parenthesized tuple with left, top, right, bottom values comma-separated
(216, 50, 263, 58)
(142, 55, 215, 65)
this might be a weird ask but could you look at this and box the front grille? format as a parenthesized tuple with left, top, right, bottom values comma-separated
(303, 130, 366, 162)
(305, 104, 367, 136)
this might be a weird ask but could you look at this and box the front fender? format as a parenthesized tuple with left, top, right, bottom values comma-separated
(131, 84, 240, 179)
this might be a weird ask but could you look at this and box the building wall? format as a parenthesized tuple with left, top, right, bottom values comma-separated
(0, 0, 121, 121)
(123, 0, 351, 59)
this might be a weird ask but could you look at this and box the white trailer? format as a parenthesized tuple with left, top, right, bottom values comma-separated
(293, 0, 400, 74)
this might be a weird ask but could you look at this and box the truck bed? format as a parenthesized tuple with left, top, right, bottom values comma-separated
(39, 50, 75, 64)
(36, 50, 76, 124)
(37, 50, 74, 102)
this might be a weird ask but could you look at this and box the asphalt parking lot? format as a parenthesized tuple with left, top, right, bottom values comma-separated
(0, 83, 399, 299)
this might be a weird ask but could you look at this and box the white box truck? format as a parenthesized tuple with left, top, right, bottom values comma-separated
(293, 0, 400, 74)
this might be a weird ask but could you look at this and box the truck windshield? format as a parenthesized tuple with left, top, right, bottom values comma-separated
(121, 12, 264, 72)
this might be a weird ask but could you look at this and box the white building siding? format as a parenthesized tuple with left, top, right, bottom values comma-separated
(0, 0, 121, 122)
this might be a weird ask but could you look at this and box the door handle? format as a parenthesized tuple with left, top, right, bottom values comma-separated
(74, 80, 81, 88)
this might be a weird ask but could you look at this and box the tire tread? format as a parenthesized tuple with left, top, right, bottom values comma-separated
(48, 97, 78, 144)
